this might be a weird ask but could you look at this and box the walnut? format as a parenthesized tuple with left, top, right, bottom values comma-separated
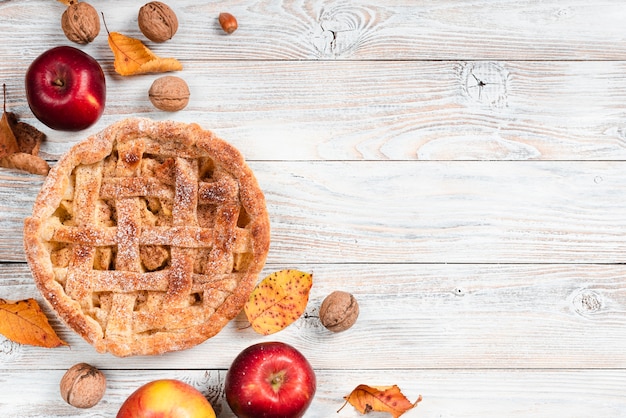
(138, 1, 178, 43)
(148, 76, 190, 111)
(319, 291, 359, 332)
(61, 2, 100, 44)
(60, 363, 106, 409)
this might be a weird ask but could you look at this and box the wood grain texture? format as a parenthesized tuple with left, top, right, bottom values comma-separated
(1, 263, 625, 370)
(4, 60, 626, 161)
(2, 0, 626, 61)
(1, 161, 625, 263)
(1, 0, 625, 416)
(0, 368, 625, 417)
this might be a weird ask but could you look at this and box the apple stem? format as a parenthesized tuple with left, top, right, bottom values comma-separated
(270, 371, 286, 392)
(2, 84, 6, 112)
(53, 79, 65, 88)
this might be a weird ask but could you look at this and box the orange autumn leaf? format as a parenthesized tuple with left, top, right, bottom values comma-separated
(0, 86, 20, 158)
(0, 298, 68, 348)
(341, 384, 422, 418)
(107, 31, 183, 76)
(244, 269, 313, 335)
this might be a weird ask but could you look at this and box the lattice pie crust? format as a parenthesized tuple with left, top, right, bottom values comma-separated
(24, 118, 270, 356)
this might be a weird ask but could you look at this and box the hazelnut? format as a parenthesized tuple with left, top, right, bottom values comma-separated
(60, 363, 106, 409)
(149, 75, 190, 111)
(218, 12, 238, 34)
(319, 291, 359, 332)
(138, 1, 178, 43)
(61, 2, 100, 44)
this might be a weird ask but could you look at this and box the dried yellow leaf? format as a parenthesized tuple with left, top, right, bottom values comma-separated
(107, 31, 183, 76)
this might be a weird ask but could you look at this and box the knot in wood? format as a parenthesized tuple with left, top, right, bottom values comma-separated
(0, 337, 22, 361)
(312, 8, 364, 58)
(460, 62, 509, 108)
(572, 289, 602, 316)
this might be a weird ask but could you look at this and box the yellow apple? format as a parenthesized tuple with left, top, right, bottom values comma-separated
(116, 379, 215, 418)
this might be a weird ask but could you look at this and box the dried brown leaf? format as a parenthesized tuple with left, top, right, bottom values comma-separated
(0, 85, 49, 175)
(0, 93, 20, 158)
(0, 152, 50, 175)
(12, 120, 46, 155)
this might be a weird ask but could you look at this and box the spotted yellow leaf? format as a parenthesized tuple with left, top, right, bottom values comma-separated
(244, 270, 313, 335)
(107, 31, 182, 76)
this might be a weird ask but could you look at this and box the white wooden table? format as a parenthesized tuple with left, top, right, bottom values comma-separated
(1, 1, 626, 416)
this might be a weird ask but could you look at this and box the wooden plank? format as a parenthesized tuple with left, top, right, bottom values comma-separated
(2, 1, 626, 61)
(2, 263, 625, 370)
(0, 368, 624, 417)
(259, 160, 626, 264)
(2, 60, 626, 161)
(3, 161, 626, 263)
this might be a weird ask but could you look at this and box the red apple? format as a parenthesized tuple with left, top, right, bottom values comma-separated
(225, 341, 316, 418)
(116, 379, 216, 418)
(25, 45, 106, 131)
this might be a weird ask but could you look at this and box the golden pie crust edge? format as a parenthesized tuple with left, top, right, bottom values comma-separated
(23, 118, 271, 356)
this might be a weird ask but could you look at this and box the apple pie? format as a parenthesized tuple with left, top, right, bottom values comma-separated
(23, 118, 270, 356)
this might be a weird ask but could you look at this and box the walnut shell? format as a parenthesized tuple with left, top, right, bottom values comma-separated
(61, 2, 100, 44)
(138, 1, 178, 43)
(60, 363, 106, 409)
(148, 76, 190, 111)
(319, 291, 359, 332)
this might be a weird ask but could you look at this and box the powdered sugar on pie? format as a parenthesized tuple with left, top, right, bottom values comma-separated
(23, 118, 270, 356)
